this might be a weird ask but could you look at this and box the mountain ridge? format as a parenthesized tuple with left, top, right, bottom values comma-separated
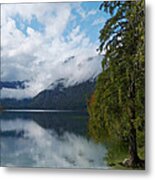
(30, 79, 96, 110)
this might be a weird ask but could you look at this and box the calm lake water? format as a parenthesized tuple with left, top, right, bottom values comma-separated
(0, 110, 108, 169)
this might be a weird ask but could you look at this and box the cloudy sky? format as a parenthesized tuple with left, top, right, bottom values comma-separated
(1, 2, 109, 99)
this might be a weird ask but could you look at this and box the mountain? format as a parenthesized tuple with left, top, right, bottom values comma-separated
(30, 79, 96, 110)
(1, 79, 96, 110)
(0, 98, 32, 109)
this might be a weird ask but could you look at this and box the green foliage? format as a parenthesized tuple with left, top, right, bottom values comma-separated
(88, 0, 145, 164)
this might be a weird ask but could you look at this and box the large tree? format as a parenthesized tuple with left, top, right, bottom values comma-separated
(88, 0, 145, 168)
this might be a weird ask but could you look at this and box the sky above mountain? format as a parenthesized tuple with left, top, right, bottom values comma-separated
(1, 2, 109, 99)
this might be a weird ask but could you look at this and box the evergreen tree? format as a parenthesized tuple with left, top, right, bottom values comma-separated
(88, 0, 145, 168)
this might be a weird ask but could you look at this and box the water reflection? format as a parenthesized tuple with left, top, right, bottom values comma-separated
(1, 111, 108, 168)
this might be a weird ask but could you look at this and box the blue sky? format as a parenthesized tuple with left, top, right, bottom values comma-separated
(13, 14, 45, 35)
(1, 2, 110, 99)
(12, 2, 109, 43)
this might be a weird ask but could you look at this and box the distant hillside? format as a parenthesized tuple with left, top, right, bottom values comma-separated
(30, 79, 96, 110)
(0, 98, 32, 109)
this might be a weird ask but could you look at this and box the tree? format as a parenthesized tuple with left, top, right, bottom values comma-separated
(88, 0, 145, 168)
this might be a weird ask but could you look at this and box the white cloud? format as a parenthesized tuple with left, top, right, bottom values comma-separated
(92, 17, 105, 26)
(75, 3, 87, 19)
(87, 9, 97, 16)
(1, 3, 102, 99)
(74, 4, 97, 20)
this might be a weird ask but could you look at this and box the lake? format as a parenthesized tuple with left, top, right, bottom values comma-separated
(0, 110, 108, 169)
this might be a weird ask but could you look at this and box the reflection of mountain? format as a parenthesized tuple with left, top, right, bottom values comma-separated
(1, 111, 107, 168)
(30, 79, 96, 110)
(1, 111, 88, 137)
(33, 112, 88, 136)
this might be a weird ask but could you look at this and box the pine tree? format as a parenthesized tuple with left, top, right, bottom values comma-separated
(88, 0, 145, 168)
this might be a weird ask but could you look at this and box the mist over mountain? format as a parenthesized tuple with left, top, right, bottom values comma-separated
(1, 55, 103, 100)
(1, 55, 103, 110)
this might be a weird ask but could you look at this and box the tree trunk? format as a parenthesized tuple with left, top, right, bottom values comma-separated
(124, 75, 144, 168)
(129, 77, 139, 166)
(122, 120, 144, 168)
(128, 121, 140, 166)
